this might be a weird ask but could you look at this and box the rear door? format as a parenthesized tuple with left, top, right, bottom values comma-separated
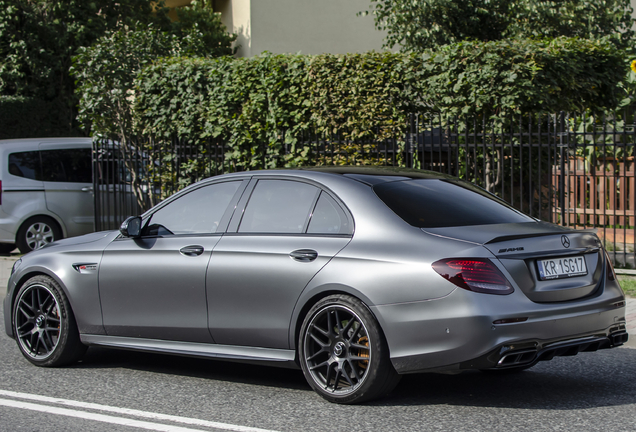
(207, 178, 353, 349)
(39, 143, 93, 237)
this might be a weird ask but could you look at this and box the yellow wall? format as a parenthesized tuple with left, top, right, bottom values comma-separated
(215, 0, 386, 57)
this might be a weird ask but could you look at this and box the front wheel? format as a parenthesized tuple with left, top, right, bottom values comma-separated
(13, 275, 87, 367)
(298, 294, 400, 404)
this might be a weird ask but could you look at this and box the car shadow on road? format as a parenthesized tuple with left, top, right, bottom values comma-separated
(376, 348, 636, 409)
(73, 346, 636, 410)
(75, 346, 311, 391)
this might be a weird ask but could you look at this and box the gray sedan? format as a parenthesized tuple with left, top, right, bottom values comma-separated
(3, 167, 629, 404)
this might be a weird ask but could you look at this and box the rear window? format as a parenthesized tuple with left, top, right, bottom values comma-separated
(373, 179, 533, 228)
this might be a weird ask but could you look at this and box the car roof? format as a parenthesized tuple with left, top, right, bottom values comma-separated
(198, 166, 457, 190)
(297, 166, 457, 185)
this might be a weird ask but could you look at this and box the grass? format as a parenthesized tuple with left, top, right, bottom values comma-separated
(617, 275, 636, 298)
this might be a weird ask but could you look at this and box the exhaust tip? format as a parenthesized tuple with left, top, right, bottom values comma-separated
(610, 331, 629, 346)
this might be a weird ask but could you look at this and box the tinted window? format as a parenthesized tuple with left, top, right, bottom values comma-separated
(145, 181, 241, 236)
(41, 149, 92, 183)
(239, 180, 319, 233)
(8, 151, 41, 180)
(307, 192, 351, 234)
(374, 179, 533, 228)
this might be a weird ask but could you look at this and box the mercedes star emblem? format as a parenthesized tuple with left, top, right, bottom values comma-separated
(561, 235, 570, 248)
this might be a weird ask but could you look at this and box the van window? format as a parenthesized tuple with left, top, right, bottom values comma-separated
(8, 151, 42, 180)
(41, 149, 92, 183)
(8, 148, 92, 183)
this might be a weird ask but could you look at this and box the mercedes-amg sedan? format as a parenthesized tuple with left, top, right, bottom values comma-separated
(4, 167, 628, 404)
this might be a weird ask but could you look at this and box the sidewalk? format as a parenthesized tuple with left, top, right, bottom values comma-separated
(1, 256, 635, 348)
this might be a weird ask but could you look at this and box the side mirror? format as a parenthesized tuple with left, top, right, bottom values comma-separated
(120, 216, 142, 238)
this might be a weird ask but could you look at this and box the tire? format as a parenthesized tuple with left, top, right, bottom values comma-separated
(16, 216, 62, 254)
(12, 275, 87, 367)
(298, 294, 401, 404)
(0, 243, 16, 255)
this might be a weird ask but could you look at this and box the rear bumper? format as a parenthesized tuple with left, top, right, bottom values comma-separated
(461, 326, 627, 371)
(372, 282, 627, 374)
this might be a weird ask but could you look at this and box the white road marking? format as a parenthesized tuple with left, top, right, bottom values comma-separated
(0, 390, 281, 432)
(0, 398, 209, 432)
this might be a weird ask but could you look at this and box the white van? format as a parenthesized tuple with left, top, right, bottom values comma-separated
(0, 138, 94, 254)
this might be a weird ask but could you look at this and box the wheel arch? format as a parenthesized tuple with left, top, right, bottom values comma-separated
(15, 213, 67, 242)
(7, 269, 73, 338)
(289, 283, 379, 353)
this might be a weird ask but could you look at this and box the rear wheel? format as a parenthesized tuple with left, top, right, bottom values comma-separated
(13, 275, 86, 367)
(299, 294, 400, 404)
(16, 216, 62, 254)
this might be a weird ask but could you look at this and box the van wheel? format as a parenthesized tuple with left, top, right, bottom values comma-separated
(16, 217, 62, 254)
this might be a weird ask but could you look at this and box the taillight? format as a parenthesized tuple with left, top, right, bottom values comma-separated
(432, 258, 514, 295)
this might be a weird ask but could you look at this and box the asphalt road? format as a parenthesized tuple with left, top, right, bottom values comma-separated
(1, 258, 636, 431)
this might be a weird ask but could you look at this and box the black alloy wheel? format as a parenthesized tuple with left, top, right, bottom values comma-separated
(13, 276, 86, 367)
(299, 294, 400, 404)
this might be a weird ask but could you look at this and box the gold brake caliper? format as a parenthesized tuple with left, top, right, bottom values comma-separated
(357, 336, 370, 369)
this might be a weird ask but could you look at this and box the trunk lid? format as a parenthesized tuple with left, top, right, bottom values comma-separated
(423, 222, 605, 302)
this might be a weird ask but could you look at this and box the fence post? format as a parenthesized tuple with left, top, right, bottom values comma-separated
(406, 113, 414, 168)
(92, 139, 100, 232)
(559, 112, 566, 226)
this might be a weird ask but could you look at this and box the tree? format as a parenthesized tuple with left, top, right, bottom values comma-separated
(0, 0, 170, 136)
(72, 0, 237, 207)
(369, 0, 635, 52)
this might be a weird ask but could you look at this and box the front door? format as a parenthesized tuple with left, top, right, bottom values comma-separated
(98, 180, 245, 342)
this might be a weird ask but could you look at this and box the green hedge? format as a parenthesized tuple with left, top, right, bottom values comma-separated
(0, 96, 80, 140)
(131, 37, 626, 170)
(423, 37, 629, 118)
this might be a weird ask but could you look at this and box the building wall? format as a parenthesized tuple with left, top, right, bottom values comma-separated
(214, 0, 387, 57)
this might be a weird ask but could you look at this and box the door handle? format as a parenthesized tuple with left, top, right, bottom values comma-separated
(81, 186, 94, 192)
(290, 249, 318, 262)
(180, 245, 204, 256)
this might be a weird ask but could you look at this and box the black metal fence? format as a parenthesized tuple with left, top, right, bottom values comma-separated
(93, 109, 636, 267)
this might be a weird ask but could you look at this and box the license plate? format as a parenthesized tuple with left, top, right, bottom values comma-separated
(537, 256, 587, 280)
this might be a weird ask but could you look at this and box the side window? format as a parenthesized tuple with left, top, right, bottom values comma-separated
(145, 181, 241, 236)
(307, 192, 351, 234)
(8, 151, 41, 180)
(239, 180, 319, 234)
(41, 149, 92, 183)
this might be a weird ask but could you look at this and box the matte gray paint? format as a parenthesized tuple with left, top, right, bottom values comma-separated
(207, 234, 350, 348)
(99, 236, 222, 343)
(3, 169, 628, 376)
(4, 231, 117, 337)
